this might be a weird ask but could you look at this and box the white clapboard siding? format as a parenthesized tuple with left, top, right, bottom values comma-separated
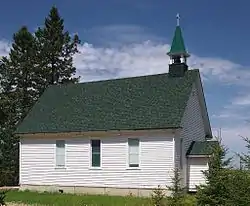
(20, 134, 174, 189)
(188, 157, 208, 191)
(181, 84, 206, 153)
(175, 83, 206, 185)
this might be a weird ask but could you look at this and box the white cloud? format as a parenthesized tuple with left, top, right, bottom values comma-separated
(0, 40, 11, 57)
(213, 126, 249, 153)
(83, 25, 166, 47)
(74, 41, 170, 82)
(212, 112, 241, 120)
(74, 41, 250, 87)
(211, 126, 250, 167)
(232, 94, 250, 106)
(80, 25, 250, 86)
(212, 92, 250, 125)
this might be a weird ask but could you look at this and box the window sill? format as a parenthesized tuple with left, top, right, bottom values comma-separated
(89, 167, 102, 170)
(55, 167, 67, 170)
(126, 167, 141, 170)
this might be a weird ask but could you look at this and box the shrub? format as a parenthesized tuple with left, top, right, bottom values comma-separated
(224, 169, 250, 205)
(178, 194, 197, 206)
(166, 168, 187, 206)
(150, 168, 191, 206)
(196, 137, 250, 205)
(151, 185, 166, 206)
(196, 138, 232, 206)
(0, 190, 7, 206)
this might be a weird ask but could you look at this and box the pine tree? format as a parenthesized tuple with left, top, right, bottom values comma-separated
(0, 128, 19, 186)
(35, 6, 80, 93)
(0, 26, 38, 186)
(0, 6, 81, 187)
(167, 168, 186, 206)
(0, 26, 38, 124)
(151, 185, 166, 206)
(238, 136, 250, 170)
(0, 58, 19, 127)
(196, 138, 232, 206)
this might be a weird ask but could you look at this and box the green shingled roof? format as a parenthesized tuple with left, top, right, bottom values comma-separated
(186, 141, 219, 156)
(168, 26, 189, 57)
(15, 69, 200, 134)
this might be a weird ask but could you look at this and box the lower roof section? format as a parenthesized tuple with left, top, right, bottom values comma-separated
(186, 140, 218, 156)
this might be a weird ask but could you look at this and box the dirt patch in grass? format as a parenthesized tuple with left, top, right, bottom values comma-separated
(7, 203, 43, 206)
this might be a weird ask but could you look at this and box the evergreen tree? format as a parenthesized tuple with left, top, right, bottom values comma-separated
(0, 128, 19, 186)
(225, 169, 250, 205)
(167, 168, 186, 206)
(0, 6, 81, 187)
(196, 138, 232, 206)
(0, 26, 37, 186)
(150, 185, 166, 206)
(0, 58, 19, 127)
(35, 6, 80, 93)
(238, 136, 250, 170)
(0, 26, 38, 124)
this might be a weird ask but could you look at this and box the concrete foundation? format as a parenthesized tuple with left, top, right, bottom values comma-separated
(19, 184, 170, 197)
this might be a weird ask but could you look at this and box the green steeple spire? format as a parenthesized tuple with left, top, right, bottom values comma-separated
(168, 14, 190, 77)
(167, 14, 189, 58)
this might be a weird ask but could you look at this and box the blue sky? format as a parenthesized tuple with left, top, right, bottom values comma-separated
(0, 0, 250, 159)
(1, 0, 249, 65)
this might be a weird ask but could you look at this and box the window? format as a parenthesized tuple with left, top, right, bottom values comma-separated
(128, 138, 139, 167)
(56, 140, 65, 167)
(91, 139, 101, 167)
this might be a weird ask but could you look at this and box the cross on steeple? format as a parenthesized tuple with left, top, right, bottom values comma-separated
(176, 13, 180, 26)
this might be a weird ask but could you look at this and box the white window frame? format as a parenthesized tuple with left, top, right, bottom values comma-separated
(127, 138, 140, 169)
(89, 138, 102, 169)
(55, 140, 66, 168)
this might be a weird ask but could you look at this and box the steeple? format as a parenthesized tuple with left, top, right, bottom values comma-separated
(167, 14, 190, 77)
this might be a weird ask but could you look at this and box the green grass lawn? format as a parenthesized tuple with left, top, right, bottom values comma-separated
(5, 190, 151, 206)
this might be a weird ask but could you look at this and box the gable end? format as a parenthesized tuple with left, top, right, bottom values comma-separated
(194, 72, 212, 138)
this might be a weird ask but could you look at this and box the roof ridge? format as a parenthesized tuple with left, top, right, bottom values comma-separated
(50, 69, 200, 88)
(48, 73, 167, 89)
(78, 72, 168, 84)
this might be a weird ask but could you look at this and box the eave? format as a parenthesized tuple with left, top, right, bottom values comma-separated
(16, 127, 181, 139)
